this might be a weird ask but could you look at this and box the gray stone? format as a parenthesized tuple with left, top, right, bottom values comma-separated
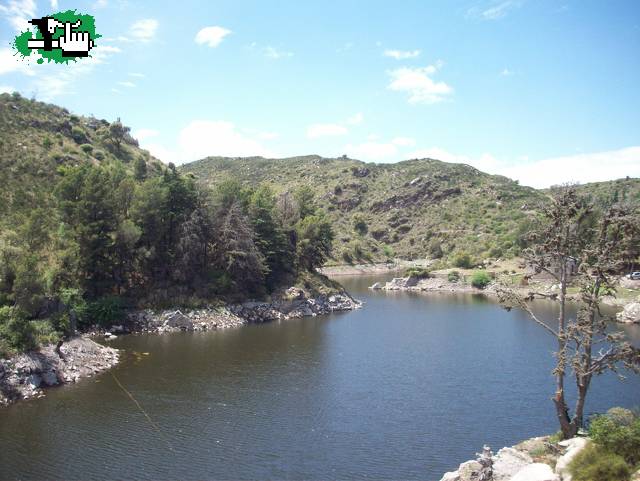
(617, 302, 640, 324)
(492, 447, 533, 481)
(555, 437, 588, 481)
(164, 311, 194, 330)
(510, 463, 558, 481)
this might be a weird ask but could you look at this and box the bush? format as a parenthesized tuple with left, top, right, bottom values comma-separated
(452, 252, 473, 269)
(589, 412, 640, 466)
(471, 270, 491, 289)
(353, 215, 368, 235)
(80, 143, 93, 154)
(93, 149, 105, 161)
(448, 270, 460, 282)
(569, 443, 631, 481)
(71, 126, 89, 144)
(405, 267, 431, 279)
(0, 307, 37, 355)
(85, 296, 125, 327)
(382, 245, 394, 260)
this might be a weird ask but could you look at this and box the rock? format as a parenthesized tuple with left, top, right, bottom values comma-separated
(511, 463, 558, 481)
(492, 447, 533, 481)
(27, 374, 42, 388)
(164, 311, 194, 331)
(41, 370, 58, 386)
(616, 302, 640, 324)
(457, 460, 481, 481)
(439, 471, 460, 481)
(369, 282, 383, 290)
(555, 437, 588, 481)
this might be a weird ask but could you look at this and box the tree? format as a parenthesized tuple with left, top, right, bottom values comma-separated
(295, 214, 334, 270)
(497, 186, 640, 439)
(108, 117, 130, 154)
(134, 157, 147, 181)
(294, 185, 316, 219)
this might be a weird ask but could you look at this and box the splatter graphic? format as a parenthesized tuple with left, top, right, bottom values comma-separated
(12, 10, 100, 65)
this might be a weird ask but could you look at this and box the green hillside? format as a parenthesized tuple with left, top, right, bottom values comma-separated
(181, 155, 547, 264)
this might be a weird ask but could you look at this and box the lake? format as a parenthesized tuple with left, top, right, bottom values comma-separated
(1, 274, 638, 480)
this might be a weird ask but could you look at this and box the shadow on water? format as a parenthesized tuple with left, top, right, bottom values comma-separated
(0, 272, 638, 481)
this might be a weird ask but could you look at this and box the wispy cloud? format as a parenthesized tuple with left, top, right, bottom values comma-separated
(0, 85, 15, 94)
(195, 26, 231, 48)
(129, 72, 145, 78)
(383, 49, 421, 60)
(346, 112, 364, 125)
(132, 128, 159, 141)
(264, 46, 293, 59)
(387, 61, 453, 104)
(117, 81, 136, 88)
(500, 67, 515, 76)
(0, 47, 37, 76)
(0, 0, 36, 32)
(467, 0, 525, 21)
(130, 19, 158, 42)
(306, 123, 348, 139)
(142, 120, 276, 164)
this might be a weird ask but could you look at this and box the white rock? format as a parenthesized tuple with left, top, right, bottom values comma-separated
(369, 282, 383, 290)
(493, 447, 533, 481)
(510, 463, 559, 481)
(617, 302, 640, 324)
(555, 437, 588, 481)
(439, 471, 459, 481)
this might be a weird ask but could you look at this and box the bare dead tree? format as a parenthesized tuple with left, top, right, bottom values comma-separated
(497, 186, 640, 439)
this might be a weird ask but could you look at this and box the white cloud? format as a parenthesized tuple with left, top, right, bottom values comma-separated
(0, 85, 15, 93)
(387, 62, 453, 104)
(129, 72, 145, 78)
(143, 120, 276, 164)
(94, 0, 108, 7)
(132, 128, 159, 141)
(195, 26, 231, 48)
(50, 0, 58, 8)
(392, 137, 416, 147)
(501, 68, 515, 76)
(306, 123, 348, 139)
(0, 47, 37, 76)
(468, 0, 524, 21)
(257, 131, 278, 140)
(502, 147, 640, 188)
(383, 49, 421, 60)
(346, 112, 363, 125)
(0, 0, 36, 32)
(405, 146, 640, 188)
(117, 81, 135, 87)
(130, 19, 158, 42)
(344, 141, 398, 161)
(264, 46, 293, 59)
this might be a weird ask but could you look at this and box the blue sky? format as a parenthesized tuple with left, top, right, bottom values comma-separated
(1, 0, 639, 187)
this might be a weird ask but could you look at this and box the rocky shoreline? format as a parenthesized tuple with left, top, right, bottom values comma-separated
(371, 276, 640, 324)
(0, 290, 362, 407)
(438, 436, 589, 481)
(0, 337, 119, 406)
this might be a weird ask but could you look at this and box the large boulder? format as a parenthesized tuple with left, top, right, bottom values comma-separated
(164, 311, 194, 331)
(457, 460, 482, 481)
(555, 437, 588, 481)
(511, 463, 559, 481)
(617, 301, 640, 324)
(492, 447, 533, 481)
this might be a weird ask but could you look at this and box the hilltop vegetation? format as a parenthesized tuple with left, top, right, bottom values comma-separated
(0, 93, 335, 355)
(182, 157, 640, 266)
(181, 155, 542, 264)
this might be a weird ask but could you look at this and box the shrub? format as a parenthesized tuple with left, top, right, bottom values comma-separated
(569, 443, 631, 481)
(448, 270, 460, 282)
(93, 149, 105, 161)
(353, 215, 368, 235)
(382, 245, 394, 260)
(0, 307, 37, 354)
(471, 270, 491, 289)
(589, 413, 640, 466)
(71, 126, 89, 144)
(405, 267, 431, 279)
(42, 136, 53, 150)
(85, 296, 125, 327)
(452, 252, 473, 269)
(80, 143, 93, 154)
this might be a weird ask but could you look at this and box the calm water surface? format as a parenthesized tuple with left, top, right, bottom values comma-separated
(1, 274, 639, 480)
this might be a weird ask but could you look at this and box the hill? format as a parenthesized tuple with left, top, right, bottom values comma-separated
(181, 156, 640, 265)
(180, 155, 546, 264)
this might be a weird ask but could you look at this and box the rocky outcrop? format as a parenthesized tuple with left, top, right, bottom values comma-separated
(0, 337, 119, 406)
(616, 301, 640, 324)
(439, 436, 588, 481)
(375, 276, 494, 294)
(126, 291, 362, 334)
